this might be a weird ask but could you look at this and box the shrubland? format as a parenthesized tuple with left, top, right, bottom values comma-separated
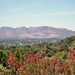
(0, 35, 75, 75)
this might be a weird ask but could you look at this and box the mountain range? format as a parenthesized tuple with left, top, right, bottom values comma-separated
(0, 26, 75, 39)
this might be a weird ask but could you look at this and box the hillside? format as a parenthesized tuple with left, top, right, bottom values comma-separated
(0, 26, 75, 39)
(0, 36, 75, 75)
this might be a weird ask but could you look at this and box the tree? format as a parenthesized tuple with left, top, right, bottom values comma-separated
(0, 45, 4, 50)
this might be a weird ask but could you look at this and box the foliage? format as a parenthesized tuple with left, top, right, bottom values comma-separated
(1, 48, 74, 75)
(49, 51, 66, 61)
(0, 50, 7, 67)
(0, 36, 75, 58)
(0, 64, 10, 74)
(14, 47, 30, 61)
(0, 36, 75, 75)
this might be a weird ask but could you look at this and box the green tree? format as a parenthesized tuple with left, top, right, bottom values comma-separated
(0, 45, 4, 50)
(0, 50, 6, 66)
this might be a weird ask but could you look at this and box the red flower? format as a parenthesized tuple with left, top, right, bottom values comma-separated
(73, 53, 75, 56)
(6, 61, 8, 64)
(45, 62, 49, 66)
(59, 64, 62, 67)
(32, 54, 35, 57)
(69, 51, 71, 53)
(11, 61, 13, 64)
(10, 50, 12, 53)
(73, 48, 75, 50)
(50, 59, 53, 62)
(72, 51, 74, 53)
(36, 56, 37, 60)
(16, 61, 18, 64)
(25, 56, 27, 60)
(23, 62, 26, 65)
(14, 53, 16, 56)
(10, 57, 13, 60)
(39, 55, 43, 59)
(71, 56, 73, 59)
(58, 59, 61, 65)
(26, 53, 28, 56)
(54, 60, 57, 64)
(22, 64, 25, 68)
(19, 60, 23, 64)
(30, 52, 33, 55)
(16, 65, 19, 68)
(7, 59, 10, 62)
(7, 55, 9, 58)
(66, 53, 68, 56)
(28, 55, 31, 59)
(58, 59, 61, 62)
(62, 63, 65, 66)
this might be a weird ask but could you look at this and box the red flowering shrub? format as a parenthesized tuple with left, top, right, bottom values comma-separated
(6, 49, 75, 75)
(73, 47, 75, 50)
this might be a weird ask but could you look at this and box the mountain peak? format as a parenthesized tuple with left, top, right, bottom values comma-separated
(0, 26, 75, 39)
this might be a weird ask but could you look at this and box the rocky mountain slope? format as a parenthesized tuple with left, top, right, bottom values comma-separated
(0, 26, 75, 39)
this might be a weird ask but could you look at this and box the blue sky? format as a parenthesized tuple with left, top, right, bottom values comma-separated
(0, 0, 75, 31)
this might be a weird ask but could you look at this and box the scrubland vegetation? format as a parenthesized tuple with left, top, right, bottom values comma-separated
(0, 36, 75, 75)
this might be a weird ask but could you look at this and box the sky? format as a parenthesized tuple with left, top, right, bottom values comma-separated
(0, 0, 75, 31)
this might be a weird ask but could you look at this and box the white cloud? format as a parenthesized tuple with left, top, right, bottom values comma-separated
(0, 12, 75, 20)
(29, 1, 42, 7)
(11, 8, 26, 12)
(0, 17, 9, 20)
(24, 15, 40, 17)
(1, 0, 13, 2)
(43, 12, 75, 16)
(24, 12, 75, 17)
(0, 17, 24, 20)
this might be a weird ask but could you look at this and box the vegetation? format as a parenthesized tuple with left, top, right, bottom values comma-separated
(0, 35, 75, 75)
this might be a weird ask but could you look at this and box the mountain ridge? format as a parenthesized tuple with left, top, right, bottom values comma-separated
(0, 26, 75, 39)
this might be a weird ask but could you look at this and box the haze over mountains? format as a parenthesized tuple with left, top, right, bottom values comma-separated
(0, 26, 75, 39)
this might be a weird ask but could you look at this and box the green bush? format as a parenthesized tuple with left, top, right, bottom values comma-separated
(0, 50, 7, 66)
(49, 51, 66, 61)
